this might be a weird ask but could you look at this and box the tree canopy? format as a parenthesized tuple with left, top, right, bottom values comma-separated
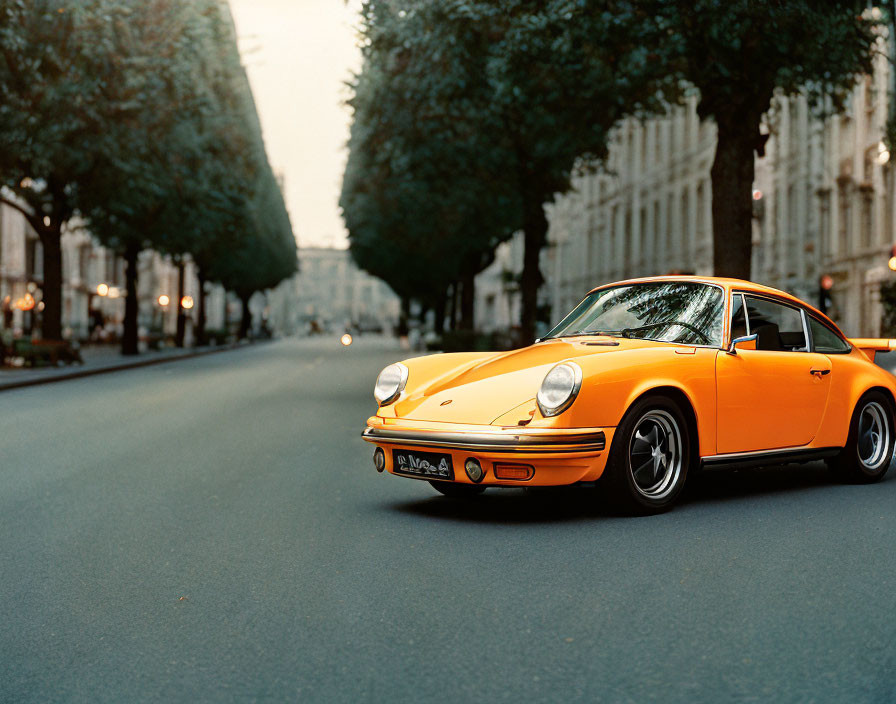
(343, 0, 667, 342)
(343, 0, 883, 342)
(0, 0, 296, 346)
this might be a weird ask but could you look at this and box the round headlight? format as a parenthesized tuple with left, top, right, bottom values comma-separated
(374, 363, 409, 406)
(536, 362, 583, 417)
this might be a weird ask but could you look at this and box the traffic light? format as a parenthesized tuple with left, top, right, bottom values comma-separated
(818, 274, 834, 314)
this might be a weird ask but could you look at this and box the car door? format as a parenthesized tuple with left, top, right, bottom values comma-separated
(715, 293, 832, 454)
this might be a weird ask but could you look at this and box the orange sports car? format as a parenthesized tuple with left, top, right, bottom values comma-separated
(363, 276, 896, 513)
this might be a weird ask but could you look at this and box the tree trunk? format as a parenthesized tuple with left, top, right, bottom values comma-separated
(449, 282, 459, 331)
(459, 270, 475, 331)
(520, 201, 548, 344)
(434, 287, 447, 334)
(39, 223, 63, 340)
(223, 292, 230, 338)
(238, 295, 252, 339)
(175, 260, 186, 347)
(396, 296, 410, 338)
(196, 269, 207, 347)
(121, 243, 140, 356)
(711, 117, 758, 279)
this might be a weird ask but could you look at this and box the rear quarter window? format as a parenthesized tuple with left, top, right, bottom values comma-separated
(808, 316, 850, 354)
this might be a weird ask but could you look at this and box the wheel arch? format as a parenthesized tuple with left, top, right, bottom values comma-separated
(864, 385, 896, 413)
(625, 385, 701, 460)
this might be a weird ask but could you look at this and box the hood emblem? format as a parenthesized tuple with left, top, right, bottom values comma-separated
(440, 400, 453, 406)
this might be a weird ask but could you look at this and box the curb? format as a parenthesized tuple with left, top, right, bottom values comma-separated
(0, 343, 246, 393)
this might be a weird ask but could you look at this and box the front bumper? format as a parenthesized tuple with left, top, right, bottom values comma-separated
(362, 418, 614, 486)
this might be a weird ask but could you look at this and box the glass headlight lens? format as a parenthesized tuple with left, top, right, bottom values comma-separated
(536, 362, 583, 417)
(374, 363, 408, 406)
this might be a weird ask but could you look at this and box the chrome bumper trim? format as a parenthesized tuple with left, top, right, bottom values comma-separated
(362, 427, 605, 453)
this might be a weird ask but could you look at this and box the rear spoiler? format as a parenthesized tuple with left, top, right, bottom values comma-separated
(849, 338, 896, 362)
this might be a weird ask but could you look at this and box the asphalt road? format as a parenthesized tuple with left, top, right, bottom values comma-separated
(2, 336, 896, 703)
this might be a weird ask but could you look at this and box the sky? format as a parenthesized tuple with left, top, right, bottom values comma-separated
(228, 0, 362, 249)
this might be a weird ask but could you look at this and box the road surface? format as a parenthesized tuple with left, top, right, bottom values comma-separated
(2, 337, 895, 702)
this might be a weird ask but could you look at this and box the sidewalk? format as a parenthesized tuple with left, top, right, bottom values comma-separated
(0, 342, 242, 392)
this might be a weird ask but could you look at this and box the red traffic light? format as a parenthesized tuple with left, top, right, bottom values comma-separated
(819, 274, 834, 291)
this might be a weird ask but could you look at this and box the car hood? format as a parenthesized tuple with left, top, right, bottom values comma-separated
(394, 337, 664, 425)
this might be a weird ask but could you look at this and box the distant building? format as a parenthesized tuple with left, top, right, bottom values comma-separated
(290, 246, 400, 334)
(478, 45, 896, 338)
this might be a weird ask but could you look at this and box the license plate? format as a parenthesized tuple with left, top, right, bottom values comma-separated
(392, 450, 454, 480)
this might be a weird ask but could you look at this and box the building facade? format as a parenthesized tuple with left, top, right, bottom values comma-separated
(291, 247, 400, 334)
(0, 201, 230, 343)
(479, 46, 896, 339)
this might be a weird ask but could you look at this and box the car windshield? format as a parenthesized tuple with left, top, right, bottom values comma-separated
(544, 282, 725, 347)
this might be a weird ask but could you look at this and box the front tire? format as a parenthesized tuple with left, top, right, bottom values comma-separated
(603, 396, 691, 514)
(429, 481, 486, 498)
(828, 392, 895, 484)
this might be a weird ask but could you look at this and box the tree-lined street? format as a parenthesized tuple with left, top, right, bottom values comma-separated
(2, 339, 896, 702)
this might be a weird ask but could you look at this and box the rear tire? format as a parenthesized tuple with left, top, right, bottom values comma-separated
(828, 391, 894, 484)
(603, 395, 691, 514)
(429, 481, 485, 498)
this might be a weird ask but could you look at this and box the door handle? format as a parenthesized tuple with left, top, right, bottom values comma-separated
(810, 368, 831, 376)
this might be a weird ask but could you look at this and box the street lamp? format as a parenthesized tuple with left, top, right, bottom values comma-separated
(96, 283, 109, 297)
(181, 296, 194, 310)
(158, 294, 170, 307)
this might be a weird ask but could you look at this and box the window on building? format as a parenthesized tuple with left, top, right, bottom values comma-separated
(696, 182, 706, 240)
(609, 204, 618, 268)
(655, 120, 665, 165)
(818, 188, 831, 261)
(680, 189, 690, 259)
(860, 188, 873, 251)
(639, 206, 648, 269)
(864, 73, 877, 121)
(666, 193, 675, 267)
(886, 168, 894, 246)
(79, 246, 90, 282)
(25, 237, 42, 280)
(641, 124, 649, 174)
(838, 191, 851, 257)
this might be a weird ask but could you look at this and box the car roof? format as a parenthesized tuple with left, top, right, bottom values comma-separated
(588, 275, 846, 338)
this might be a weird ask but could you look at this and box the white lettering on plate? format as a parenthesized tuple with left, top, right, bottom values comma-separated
(397, 454, 451, 477)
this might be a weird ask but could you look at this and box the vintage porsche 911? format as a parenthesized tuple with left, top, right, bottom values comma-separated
(362, 277, 896, 513)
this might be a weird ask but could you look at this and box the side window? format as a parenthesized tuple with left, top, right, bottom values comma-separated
(729, 294, 748, 340)
(743, 296, 807, 352)
(808, 316, 850, 353)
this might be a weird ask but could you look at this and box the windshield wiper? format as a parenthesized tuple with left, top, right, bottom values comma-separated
(543, 330, 622, 340)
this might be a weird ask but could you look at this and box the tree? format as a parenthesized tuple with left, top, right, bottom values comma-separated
(77, 0, 206, 354)
(0, 0, 120, 339)
(70, 0, 292, 353)
(345, 1, 665, 342)
(342, 2, 513, 331)
(622, 0, 881, 279)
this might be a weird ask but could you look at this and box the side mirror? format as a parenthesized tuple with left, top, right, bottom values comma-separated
(727, 333, 758, 355)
